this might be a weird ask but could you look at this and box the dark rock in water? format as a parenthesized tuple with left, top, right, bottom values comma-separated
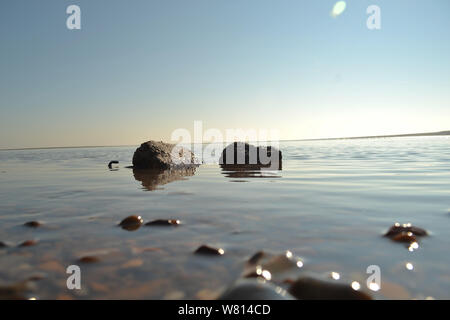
(244, 251, 304, 282)
(288, 277, 372, 300)
(132, 141, 198, 170)
(108, 161, 119, 169)
(79, 256, 100, 263)
(27, 274, 46, 282)
(219, 142, 282, 170)
(119, 215, 144, 231)
(133, 167, 196, 191)
(18, 240, 38, 247)
(24, 221, 42, 228)
(194, 245, 225, 256)
(0, 241, 8, 248)
(218, 279, 294, 300)
(248, 251, 266, 265)
(384, 223, 428, 237)
(0, 281, 34, 300)
(145, 219, 181, 226)
(391, 232, 417, 244)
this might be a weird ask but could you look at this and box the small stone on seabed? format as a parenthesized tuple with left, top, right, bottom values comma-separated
(384, 223, 428, 237)
(24, 221, 42, 228)
(18, 240, 37, 247)
(27, 274, 46, 282)
(119, 215, 143, 231)
(288, 277, 372, 300)
(0, 281, 34, 300)
(194, 245, 225, 256)
(145, 219, 181, 226)
(218, 279, 294, 300)
(79, 256, 100, 263)
(0, 241, 7, 248)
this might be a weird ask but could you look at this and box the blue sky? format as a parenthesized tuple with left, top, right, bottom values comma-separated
(1, 0, 449, 148)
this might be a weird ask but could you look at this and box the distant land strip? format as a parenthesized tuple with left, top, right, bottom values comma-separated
(293, 130, 450, 142)
(0, 130, 449, 151)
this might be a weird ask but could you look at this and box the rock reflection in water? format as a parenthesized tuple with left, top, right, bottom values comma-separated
(220, 164, 281, 179)
(132, 167, 197, 191)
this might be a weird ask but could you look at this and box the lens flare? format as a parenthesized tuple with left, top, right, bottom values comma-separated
(331, 1, 347, 18)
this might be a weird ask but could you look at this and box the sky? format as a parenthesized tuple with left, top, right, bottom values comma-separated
(0, 0, 449, 149)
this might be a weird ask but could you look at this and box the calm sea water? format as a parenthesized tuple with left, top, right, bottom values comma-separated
(0, 137, 449, 299)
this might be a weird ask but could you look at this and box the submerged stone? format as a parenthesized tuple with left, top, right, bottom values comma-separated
(145, 219, 181, 226)
(79, 256, 100, 263)
(0, 281, 34, 300)
(132, 141, 198, 170)
(194, 245, 225, 256)
(119, 215, 143, 231)
(288, 277, 372, 300)
(0, 241, 7, 248)
(18, 240, 38, 247)
(23, 221, 42, 228)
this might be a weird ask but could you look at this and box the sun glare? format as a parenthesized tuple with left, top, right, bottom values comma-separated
(331, 1, 347, 17)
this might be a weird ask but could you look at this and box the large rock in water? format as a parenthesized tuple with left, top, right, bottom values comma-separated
(132, 141, 197, 170)
(219, 142, 282, 170)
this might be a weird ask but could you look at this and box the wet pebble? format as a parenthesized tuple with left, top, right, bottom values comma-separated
(194, 245, 225, 256)
(391, 232, 417, 243)
(79, 256, 100, 263)
(385, 223, 428, 237)
(18, 240, 38, 247)
(23, 221, 42, 228)
(27, 274, 46, 282)
(288, 277, 372, 300)
(244, 250, 304, 281)
(145, 219, 181, 226)
(118, 215, 143, 231)
(248, 251, 265, 264)
(219, 279, 294, 300)
(0, 281, 34, 300)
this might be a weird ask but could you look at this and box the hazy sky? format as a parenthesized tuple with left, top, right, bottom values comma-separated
(1, 0, 449, 148)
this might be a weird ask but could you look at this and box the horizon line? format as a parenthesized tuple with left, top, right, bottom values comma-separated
(0, 130, 449, 152)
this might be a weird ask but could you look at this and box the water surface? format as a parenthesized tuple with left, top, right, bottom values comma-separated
(0, 137, 449, 299)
